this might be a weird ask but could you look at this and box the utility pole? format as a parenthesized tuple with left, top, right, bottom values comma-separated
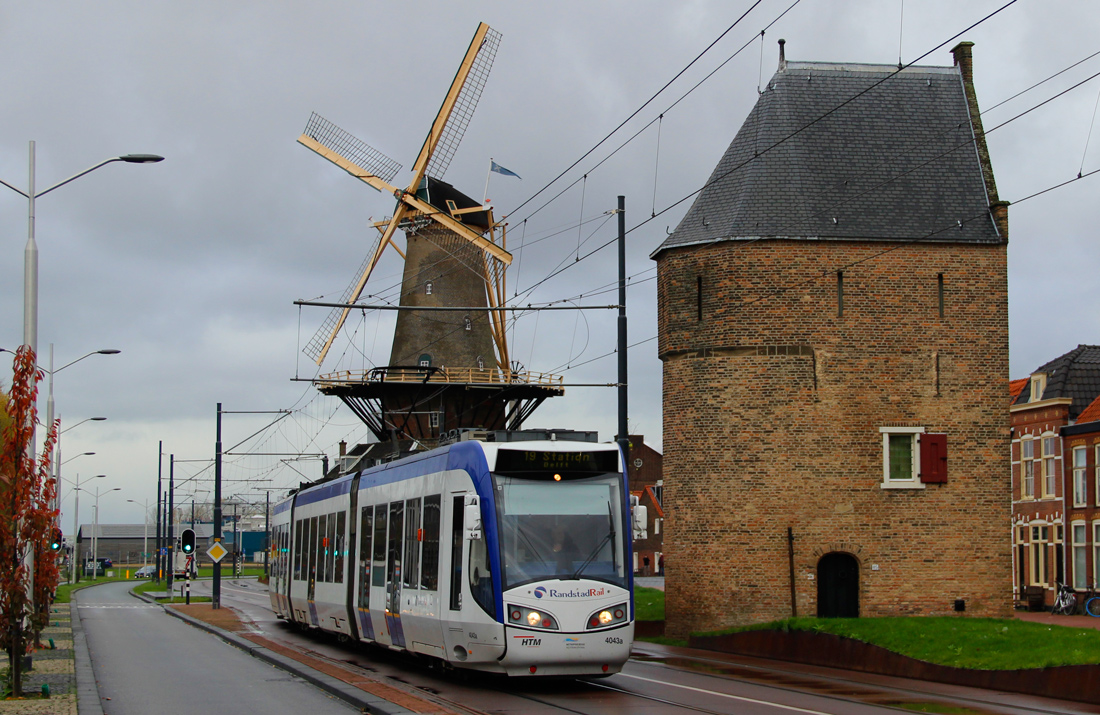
(166, 455, 174, 593)
(213, 403, 223, 609)
(616, 195, 629, 463)
(155, 442, 162, 583)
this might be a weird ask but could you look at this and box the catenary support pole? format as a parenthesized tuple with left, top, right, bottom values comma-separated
(616, 195, 629, 463)
(788, 526, 798, 618)
(166, 455, 174, 592)
(155, 443, 162, 583)
(213, 403, 223, 609)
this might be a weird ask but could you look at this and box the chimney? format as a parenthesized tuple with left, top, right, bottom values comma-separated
(951, 41, 974, 85)
(778, 38, 786, 71)
(338, 440, 347, 457)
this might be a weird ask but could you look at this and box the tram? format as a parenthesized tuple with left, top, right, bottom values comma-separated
(268, 430, 644, 676)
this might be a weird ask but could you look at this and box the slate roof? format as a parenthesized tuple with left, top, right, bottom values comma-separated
(1012, 345, 1100, 420)
(652, 58, 1002, 258)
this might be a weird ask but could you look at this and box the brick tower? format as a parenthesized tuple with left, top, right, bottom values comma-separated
(651, 42, 1012, 636)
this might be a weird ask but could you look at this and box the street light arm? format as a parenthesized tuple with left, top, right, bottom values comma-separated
(52, 349, 121, 375)
(35, 158, 123, 199)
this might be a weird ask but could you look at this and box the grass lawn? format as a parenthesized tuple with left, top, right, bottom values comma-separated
(635, 586, 665, 622)
(701, 617, 1100, 671)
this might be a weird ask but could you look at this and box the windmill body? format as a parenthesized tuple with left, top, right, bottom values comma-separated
(300, 24, 562, 451)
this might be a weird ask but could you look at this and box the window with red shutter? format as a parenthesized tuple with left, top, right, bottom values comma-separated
(920, 433, 947, 483)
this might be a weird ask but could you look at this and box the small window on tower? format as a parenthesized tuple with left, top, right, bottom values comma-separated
(430, 412, 440, 429)
(425, 281, 433, 295)
(419, 354, 432, 368)
(464, 316, 472, 331)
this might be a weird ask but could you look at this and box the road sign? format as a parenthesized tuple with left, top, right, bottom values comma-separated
(206, 541, 229, 563)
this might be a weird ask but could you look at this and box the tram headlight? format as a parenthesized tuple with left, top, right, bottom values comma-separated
(507, 604, 560, 631)
(586, 603, 629, 630)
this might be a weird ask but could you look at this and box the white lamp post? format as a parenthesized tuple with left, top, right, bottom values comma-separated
(67, 474, 105, 583)
(127, 498, 153, 569)
(90, 486, 121, 580)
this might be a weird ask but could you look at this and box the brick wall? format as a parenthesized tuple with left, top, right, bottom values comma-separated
(656, 238, 1011, 636)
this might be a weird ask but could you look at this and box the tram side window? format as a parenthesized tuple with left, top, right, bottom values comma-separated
(421, 495, 441, 591)
(294, 519, 304, 581)
(326, 512, 337, 583)
(388, 501, 404, 589)
(372, 506, 388, 588)
(359, 506, 373, 608)
(297, 517, 305, 580)
(334, 512, 346, 584)
(404, 498, 421, 589)
(449, 495, 463, 610)
(318, 513, 330, 583)
(308, 516, 320, 584)
(469, 530, 495, 618)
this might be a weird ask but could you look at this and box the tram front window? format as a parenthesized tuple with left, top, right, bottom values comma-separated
(494, 473, 626, 590)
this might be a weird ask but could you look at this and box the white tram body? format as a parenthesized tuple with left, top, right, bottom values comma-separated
(268, 435, 637, 676)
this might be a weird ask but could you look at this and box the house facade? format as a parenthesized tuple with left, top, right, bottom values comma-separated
(1011, 346, 1100, 603)
(624, 435, 664, 574)
(651, 43, 1011, 636)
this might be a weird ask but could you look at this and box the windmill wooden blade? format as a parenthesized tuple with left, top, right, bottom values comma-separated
(410, 23, 501, 187)
(306, 205, 410, 366)
(302, 112, 402, 188)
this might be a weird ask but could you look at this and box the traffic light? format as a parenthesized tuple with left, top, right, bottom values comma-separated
(48, 527, 63, 552)
(181, 528, 196, 555)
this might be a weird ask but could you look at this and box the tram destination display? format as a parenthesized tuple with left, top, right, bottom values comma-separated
(494, 449, 619, 476)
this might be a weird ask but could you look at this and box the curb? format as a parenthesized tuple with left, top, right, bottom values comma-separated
(131, 589, 413, 715)
(70, 592, 104, 715)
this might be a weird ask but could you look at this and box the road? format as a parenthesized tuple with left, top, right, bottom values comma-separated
(193, 577, 1100, 715)
(76, 581, 359, 715)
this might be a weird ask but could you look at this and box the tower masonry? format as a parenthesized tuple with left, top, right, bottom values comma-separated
(651, 43, 1011, 636)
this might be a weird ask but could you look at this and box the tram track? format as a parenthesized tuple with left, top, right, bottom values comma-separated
(203, 580, 1098, 715)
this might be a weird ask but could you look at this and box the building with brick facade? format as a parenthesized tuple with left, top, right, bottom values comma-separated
(651, 42, 1011, 636)
(1011, 345, 1100, 606)
(624, 435, 664, 575)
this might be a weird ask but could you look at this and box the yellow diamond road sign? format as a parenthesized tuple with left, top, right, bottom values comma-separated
(207, 542, 229, 563)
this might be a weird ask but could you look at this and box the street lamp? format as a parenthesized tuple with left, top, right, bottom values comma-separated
(67, 474, 105, 583)
(90, 486, 122, 580)
(0, 143, 162, 365)
(127, 498, 153, 569)
(55, 416, 107, 540)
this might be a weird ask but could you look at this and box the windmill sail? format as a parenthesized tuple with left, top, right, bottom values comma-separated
(422, 25, 501, 181)
(303, 113, 402, 186)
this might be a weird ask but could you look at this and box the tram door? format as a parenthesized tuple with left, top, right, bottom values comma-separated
(385, 501, 407, 647)
(369, 504, 391, 646)
(355, 505, 375, 640)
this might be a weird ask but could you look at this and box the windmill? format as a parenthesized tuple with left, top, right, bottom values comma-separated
(299, 22, 562, 448)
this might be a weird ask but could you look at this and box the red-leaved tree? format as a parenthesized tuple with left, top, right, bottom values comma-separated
(0, 346, 58, 697)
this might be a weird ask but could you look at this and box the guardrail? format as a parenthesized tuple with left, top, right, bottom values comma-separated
(317, 365, 564, 389)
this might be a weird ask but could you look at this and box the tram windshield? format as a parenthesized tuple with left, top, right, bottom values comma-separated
(493, 472, 627, 591)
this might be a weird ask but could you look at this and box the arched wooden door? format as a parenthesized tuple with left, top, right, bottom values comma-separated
(817, 552, 860, 618)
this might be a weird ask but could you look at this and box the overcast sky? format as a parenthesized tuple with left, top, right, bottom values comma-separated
(1, 1, 1097, 530)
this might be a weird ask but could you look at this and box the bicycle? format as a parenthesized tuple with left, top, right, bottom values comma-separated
(1084, 587, 1100, 617)
(1052, 582, 1077, 616)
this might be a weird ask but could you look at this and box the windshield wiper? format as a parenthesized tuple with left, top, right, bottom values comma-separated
(569, 502, 615, 580)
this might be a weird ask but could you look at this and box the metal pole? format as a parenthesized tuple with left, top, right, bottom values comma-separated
(264, 491, 270, 580)
(616, 195, 629, 462)
(213, 403, 223, 609)
(155, 442, 162, 583)
(71, 478, 80, 584)
(91, 502, 98, 581)
(166, 455, 174, 592)
(788, 526, 798, 618)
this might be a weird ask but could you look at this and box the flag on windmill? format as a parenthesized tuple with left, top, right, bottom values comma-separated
(484, 157, 521, 202)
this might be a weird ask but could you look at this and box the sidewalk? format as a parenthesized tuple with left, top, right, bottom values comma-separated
(1014, 608, 1100, 630)
(0, 603, 80, 715)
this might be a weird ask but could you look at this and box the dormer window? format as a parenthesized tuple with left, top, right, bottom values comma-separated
(1029, 374, 1047, 402)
